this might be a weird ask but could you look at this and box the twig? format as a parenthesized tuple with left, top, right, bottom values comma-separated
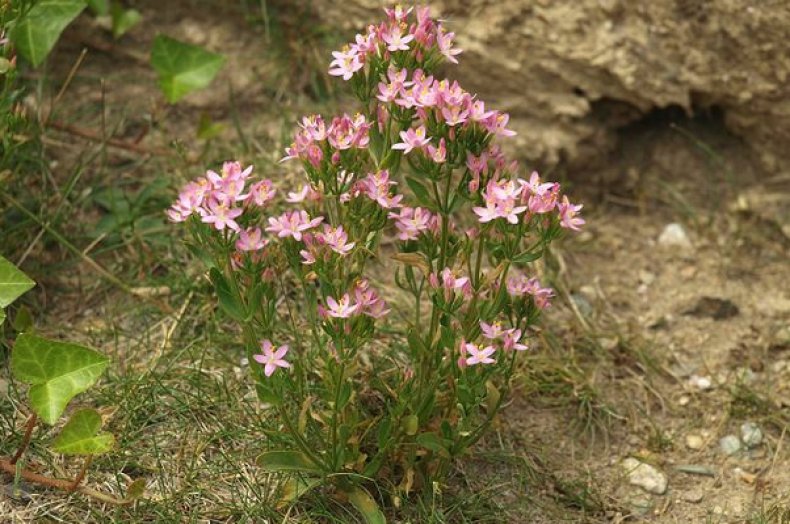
(10, 414, 38, 465)
(69, 456, 93, 491)
(47, 121, 174, 157)
(0, 457, 133, 505)
(43, 49, 88, 127)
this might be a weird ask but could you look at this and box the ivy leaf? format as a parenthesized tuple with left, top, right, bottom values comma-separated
(347, 487, 387, 524)
(11, 0, 87, 67)
(86, 0, 109, 15)
(51, 408, 114, 455)
(11, 334, 109, 424)
(150, 35, 225, 103)
(110, 4, 142, 39)
(0, 255, 35, 308)
(257, 451, 323, 474)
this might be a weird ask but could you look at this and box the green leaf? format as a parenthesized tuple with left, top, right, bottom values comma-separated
(512, 250, 543, 264)
(209, 268, 245, 321)
(51, 408, 114, 455)
(416, 432, 449, 457)
(0, 309, 6, 325)
(278, 477, 322, 508)
(11, 0, 87, 67)
(257, 451, 323, 474)
(405, 177, 432, 207)
(347, 487, 387, 524)
(110, 3, 141, 39)
(125, 478, 146, 500)
(150, 35, 225, 103)
(196, 113, 225, 140)
(402, 414, 418, 436)
(13, 305, 34, 333)
(0, 255, 35, 308)
(11, 334, 109, 424)
(86, 0, 109, 15)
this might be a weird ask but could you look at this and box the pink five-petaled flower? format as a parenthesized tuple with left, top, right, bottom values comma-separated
(320, 225, 356, 256)
(480, 321, 507, 340)
(201, 199, 243, 231)
(392, 126, 431, 154)
(436, 26, 462, 64)
(265, 210, 323, 241)
(557, 195, 585, 231)
(328, 48, 363, 80)
(463, 342, 497, 366)
(286, 184, 321, 204)
(388, 206, 434, 241)
(382, 25, 414, 52)
(502, 328, 528, 351)
(246, 180, 276, 207)
(236, 227, 267, 251)
(325, 293, 359, 318)
(253, 340, 291, 377)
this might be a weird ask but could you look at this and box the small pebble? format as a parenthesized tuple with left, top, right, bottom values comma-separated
(678, 395, 690, 406)
(719, 435, 741, 455)
(688, 375, 712, 390)
(682, 489, 704, 503)
(658, 223, 692, 248)
(740, 422, 763, 448)
(686, 434, 704, 450)
(621, 457, 668, 495)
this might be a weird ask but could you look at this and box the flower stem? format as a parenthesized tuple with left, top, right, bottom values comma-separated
(10, 413, 37, 465)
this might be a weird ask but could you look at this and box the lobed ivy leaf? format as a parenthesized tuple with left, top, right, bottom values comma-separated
(11, 334, 109, 424)
(347, 487, 387, 524)
(150, 35, 225, 103)
(257, 450, 323, 474)
(51, 408, 114, 455)
(11, 0, 87, 67)
(0, 255, 35, 308)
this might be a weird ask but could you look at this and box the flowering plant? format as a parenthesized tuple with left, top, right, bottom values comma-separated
(169, 5, 583, 516)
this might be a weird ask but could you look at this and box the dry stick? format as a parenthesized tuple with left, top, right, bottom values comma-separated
(42, 48, 88, 128)
(10, 414, 38, 465)
(0, 458, 131, 505)
(4, 194, 175, 315)
(47, 121, 175, 157)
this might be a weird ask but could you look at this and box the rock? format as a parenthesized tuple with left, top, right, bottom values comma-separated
(719, 435, 741, 455)
(678, 395, 690, 406)
(740, 422, 763, 448)
(688, 375, 713, 390)
(658, 223, 692, 248)
(621, 457, 668, 495)
(682, 489, 704, 503)
(311, 1, 790, 172)
(684, 297, 740, 320)
(685, 434, 704, 450)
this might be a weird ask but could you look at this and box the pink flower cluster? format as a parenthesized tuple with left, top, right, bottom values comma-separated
(299, 225, 356, 264)
(388, 206, 438, 241)
(458, 320, 529, 368)
(383, 70, 516, 138)
(319, 280, 390, 320)
(282, 114, 371, 167)
(506, 274, 555, 309)
(328, 6, 461, 81)
(356, 170, 403, 209)
(429, 268, 472, 300)
(167, 162, 275, 231)
(472, 171, 584, 229)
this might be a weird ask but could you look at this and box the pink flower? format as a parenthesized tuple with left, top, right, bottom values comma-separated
(236, 227, 267, 251)
(557, 196, 585, 231)
(388, 206, 434, 240)
(359, 170, 403, 209)
(246, 180, 276, 207)
(469, 100, 495, 122)
(484, 112, 517, 137)
(429, 268, 471, 300)
(480, 321, 507, 340)
(319, 225, 355, 255)
(506, 275, 554, 309)
(384, 5, 413, 22)
(286, 184, 321, 203)
(440, 104, 469, 126)
(352, 279, 390, 318)
(502, 329, 528, 351)
(382, 25, 414, 52)
(201, 199, 243, 231)
(466, 152, 488, 176)
(266, 210, 324, 241)
(436, 26, 462, 64)
(325, 293, 359, 318)
(253, 340, 291, 377)
(463, 342, 497, 366)
(392, 126, 431, 154)
(426, 138, 447, 163)
(329, 49, 363, 80)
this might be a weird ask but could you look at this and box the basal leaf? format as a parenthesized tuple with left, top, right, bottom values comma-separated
(347, 487, 387, 524)
(0, 255, 35, 308)
(257, 451, 323, 474)
(11, 334, 109, 424)
(51, 408, 114, 455)
(150, 35, 225, 103)
(11, 0, 87, 67)
(278, 477, 322, 509)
